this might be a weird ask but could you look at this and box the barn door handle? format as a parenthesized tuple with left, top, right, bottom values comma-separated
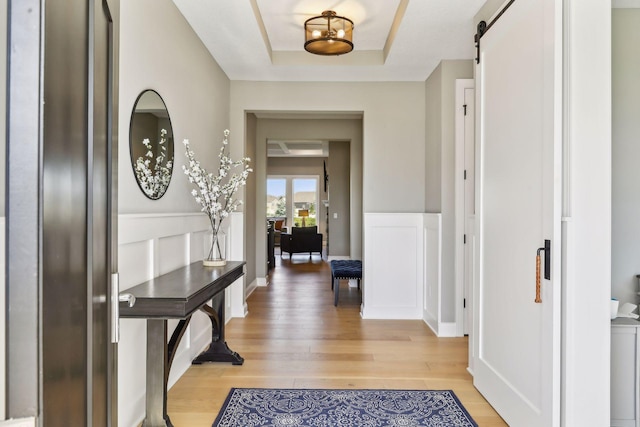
(535, 240, 551, 303)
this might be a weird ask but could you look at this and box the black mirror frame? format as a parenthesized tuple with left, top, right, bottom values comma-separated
(129, 89, 175, 200)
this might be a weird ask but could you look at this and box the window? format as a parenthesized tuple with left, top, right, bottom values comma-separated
(266, 178, 286, 217)
(267, 176, 319, 229)
(293, 178, 317, 227)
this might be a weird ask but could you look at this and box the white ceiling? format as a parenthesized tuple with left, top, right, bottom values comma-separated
(172, 0, 487, 82)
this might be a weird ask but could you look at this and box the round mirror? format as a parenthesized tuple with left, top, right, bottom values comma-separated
(129, 90, 174, 200)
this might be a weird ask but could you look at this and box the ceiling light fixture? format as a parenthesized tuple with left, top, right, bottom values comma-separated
(304, 10, 354, 56)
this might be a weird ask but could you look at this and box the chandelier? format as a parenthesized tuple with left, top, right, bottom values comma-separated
(304, 10, 354, 56)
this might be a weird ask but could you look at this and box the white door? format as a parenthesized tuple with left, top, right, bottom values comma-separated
(473, 0, 561, 426)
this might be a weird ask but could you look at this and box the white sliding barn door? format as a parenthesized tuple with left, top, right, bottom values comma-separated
(473, 0, 561, 426)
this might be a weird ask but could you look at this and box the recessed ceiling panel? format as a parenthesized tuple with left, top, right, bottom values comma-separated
(172, 0, 487, 81)
(267, 140, 328, 157)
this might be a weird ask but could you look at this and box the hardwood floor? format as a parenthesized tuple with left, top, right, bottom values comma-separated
(167, 252, 507, 426)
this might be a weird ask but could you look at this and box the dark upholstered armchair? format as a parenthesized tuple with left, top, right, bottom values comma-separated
(280, 226, 323, 258)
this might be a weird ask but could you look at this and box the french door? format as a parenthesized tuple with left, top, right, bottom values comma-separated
(292, 177, 318, 227)
(473, 0, 561, 425)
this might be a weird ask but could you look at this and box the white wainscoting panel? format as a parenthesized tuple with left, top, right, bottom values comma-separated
(157, 234, 189, 276)
(118, 317, 147, 427)
(189, 229, 206, 264)
(422, 214, 456, 337)
(362, 213, 424, 319)
(119, 240, 153, 290)
(119, 213, 209, 244)
(423, 214, 441, 330)
(228, 212, 246, 318)
(117, 212, 245, 427)
(467, 215, 477, 374)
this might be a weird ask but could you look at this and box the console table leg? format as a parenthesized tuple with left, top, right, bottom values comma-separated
(142, 319, 173, 427)
(192, 293, 244, 365)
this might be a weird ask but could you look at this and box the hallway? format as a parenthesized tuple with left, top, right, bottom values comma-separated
(167, 256, 507, 426)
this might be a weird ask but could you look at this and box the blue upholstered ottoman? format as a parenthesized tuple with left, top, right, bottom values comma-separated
(330, 260, 362, 306)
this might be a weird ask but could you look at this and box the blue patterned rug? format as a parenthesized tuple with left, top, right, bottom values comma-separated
(213, 388, 478, 426)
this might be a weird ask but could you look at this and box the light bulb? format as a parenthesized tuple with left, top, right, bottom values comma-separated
(337, 29, 345, 38)
(312, 30, 321, 38)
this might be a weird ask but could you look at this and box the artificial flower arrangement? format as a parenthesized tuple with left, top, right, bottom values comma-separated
(134, 128, 173, 199)
(182, 129, 252, 265)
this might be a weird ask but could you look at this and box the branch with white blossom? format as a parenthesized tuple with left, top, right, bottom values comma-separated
(182, 129, 252, 238)
(134, 129, 173, 198)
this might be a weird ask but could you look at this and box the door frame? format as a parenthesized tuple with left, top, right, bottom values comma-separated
(6, 0, 42, 418)
(560, 1, 611, 425)
(455, 78, 475, 338)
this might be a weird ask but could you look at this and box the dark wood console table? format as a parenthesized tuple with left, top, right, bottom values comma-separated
(120, 261, 246, 427)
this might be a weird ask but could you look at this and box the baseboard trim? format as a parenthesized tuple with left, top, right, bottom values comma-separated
(0, 419, 36, 427)
(246, 278, 258, 296)
(437, 322, 457, 337)
(424, 317, 438, 335)
(423, 318, 459, 337)
(362, 306, 422, 320)
(257, 277, 268, 287)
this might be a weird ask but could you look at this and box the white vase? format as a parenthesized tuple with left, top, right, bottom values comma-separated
(611, 299, 619, 320)
(204, 230, 226, 266)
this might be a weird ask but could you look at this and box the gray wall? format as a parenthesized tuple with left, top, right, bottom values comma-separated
(232, 81, 421, 213)
(424, 60, 474, 323)
(118, 1, 230, 215)
(425, 64, 443, 213)
(612, 9, 640, 306)
(245, 113, 257, 286)
(328, 141, 350, 256)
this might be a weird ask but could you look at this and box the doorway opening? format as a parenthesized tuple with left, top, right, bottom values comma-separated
(454, 78, 475, 339)
(246, 113, 363, 294)
(267, 175, 321, 262)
